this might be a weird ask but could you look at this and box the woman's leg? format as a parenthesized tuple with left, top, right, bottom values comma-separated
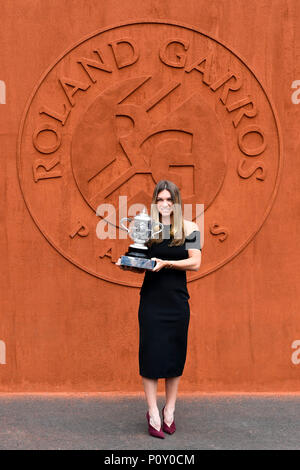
(164, 376, 181, 425)
(142, 377, 161, 430)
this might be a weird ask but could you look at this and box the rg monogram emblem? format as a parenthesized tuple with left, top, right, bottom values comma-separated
(17, 21, 281, 286)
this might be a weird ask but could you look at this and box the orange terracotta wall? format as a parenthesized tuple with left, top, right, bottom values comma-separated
(0, 0, 299, 392)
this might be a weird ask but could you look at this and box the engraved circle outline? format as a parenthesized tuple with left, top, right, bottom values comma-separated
(17, 20, 283, 287)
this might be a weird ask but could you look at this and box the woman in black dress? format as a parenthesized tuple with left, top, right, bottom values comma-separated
(116, 180, 201, 438)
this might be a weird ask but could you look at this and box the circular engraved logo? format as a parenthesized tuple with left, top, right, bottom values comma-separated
(17, 21, 282, 287)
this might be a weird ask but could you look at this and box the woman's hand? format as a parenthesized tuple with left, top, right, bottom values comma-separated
(151, 257, 169, 272)
(115, 257, 146, 273)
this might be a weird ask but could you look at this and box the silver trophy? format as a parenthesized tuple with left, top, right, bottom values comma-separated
(120, 208, 163, 270)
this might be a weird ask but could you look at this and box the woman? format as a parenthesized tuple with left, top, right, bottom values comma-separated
(116, 180, 201, 438)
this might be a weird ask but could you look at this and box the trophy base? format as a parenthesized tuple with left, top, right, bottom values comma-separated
(120, 255, 156, 270)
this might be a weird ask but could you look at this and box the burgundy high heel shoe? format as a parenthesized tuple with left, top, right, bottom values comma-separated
(162, 406, 176, 434)
(146, 411, 165, 439)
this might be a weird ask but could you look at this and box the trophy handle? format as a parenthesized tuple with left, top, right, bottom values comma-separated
(120, 217, 132, 233)
(151, 221, 164, 237)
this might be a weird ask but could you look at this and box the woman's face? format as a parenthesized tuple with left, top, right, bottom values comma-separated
(156, 189, 174, 218)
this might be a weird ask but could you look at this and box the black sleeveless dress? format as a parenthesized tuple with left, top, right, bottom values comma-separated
(138, 224, 201, 379)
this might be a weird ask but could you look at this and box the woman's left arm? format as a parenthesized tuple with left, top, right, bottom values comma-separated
(152, 251, 201, 272)
(151, 224, 202, 272)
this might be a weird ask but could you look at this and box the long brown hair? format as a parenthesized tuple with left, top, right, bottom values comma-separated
(148, 180, 185, 247)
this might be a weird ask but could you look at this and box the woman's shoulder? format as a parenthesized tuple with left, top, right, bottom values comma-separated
(183, 219, 199, 237)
